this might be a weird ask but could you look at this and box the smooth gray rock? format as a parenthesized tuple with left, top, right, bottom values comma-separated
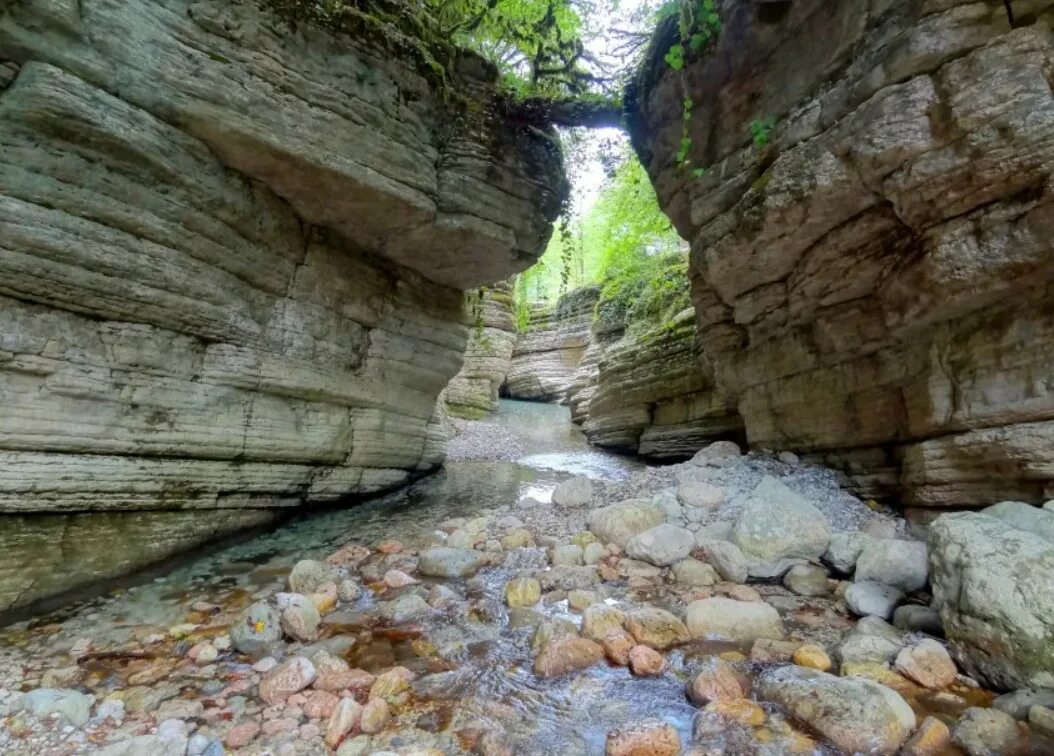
(732, 477, 831, 577)
(983, 500, 1054, 544)
(587, 499, 665, 548)
(288, 560, 340, 595)
(992, 688, 1054, 720)
(97, 734, 187, 756)
(690, 441, 742, 466)
(552, 476, 593, 508)
(418, 548, 485, 579)
(782, 564, 830, 596)
(24, 688, 93, 727)
(701, 540, 749, 584)
(230, 601, 282, 655)
(845, 581, 904, 619)
(552, 544, 585, 566)
(930, 512, 1054, 689)
(855, 539, 929, 592)
(625, 524, 694, 567)
(757, 666, 915, 754)
(823, 531, 873, 574)
(837, 616, 906, 666)
(952, 707, 1021, 756)
(677, 481, 725, 509)
(670, 558, 719, 587)
(686, 597, 783, 642)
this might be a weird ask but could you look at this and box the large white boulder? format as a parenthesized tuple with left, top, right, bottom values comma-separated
(731, 477, 831, 577)
(929, 512, 1054, 689)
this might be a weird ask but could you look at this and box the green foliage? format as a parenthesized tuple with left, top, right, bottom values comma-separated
(595, 252, 690, 337)
(749, 116, 777, 148)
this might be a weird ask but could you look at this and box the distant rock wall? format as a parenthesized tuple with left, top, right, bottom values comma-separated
(505, 286, 599, 402)
(443, 280, 517, 417)
(570, 309, 742, 459)
(0, 0, 566, 612)
(629, 0, 1054, 515)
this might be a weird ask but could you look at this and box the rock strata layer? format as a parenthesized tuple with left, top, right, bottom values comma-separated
(0, 0, 566, 612)
(442, 281, 517, 417)
(629, 0, 1054, 513)
(505, 287, 598, 402)
(570, 308, 743, 459)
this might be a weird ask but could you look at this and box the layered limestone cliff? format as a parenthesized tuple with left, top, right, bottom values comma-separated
(570, 308, 742, 459)
(630, 0, 1054, 516)
(442, 280, 518, 417)
(505, 286, 599, 402)
(0, 0, 566, 612)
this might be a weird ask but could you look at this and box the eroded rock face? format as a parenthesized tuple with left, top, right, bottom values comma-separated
(0, 0, 567, 613)
(629, 0, 1054, 514)
(570, 307, 743, 459)
(505, 286, 598, 402)
(443, 281, 518, 417)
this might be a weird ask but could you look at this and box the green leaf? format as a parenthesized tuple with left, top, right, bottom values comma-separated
(664, 44, 684, 70)
(692, 167, 708, 178)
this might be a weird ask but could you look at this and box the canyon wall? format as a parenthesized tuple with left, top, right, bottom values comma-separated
(0, 0, 566, 612)
(629, 0, 1054, 517)
(442, 280, 518, 417)
(570, 309, 742, 460)
(505, 286, 599, 402)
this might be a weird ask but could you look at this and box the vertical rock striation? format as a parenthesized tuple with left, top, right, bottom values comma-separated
(505, 286, 599, 402)
(629, 0, 1054, 514)
(0, 0, 567, 612)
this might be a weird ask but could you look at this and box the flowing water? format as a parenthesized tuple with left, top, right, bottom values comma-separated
(2, 401, 1048, 755)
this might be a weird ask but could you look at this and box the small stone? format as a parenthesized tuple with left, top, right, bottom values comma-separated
(325, 698, 362, 748)
(902, 716, 953, 756)
(1028, 705, 1054, 737)
(677, 481, 725, 509)
(446, 529, 473, 549)
(359, 697, 389, 733)
(379, 593, 431, 623)
(856, 539, 929, 593)
(336, 736, 373, 756)
(41, 666, 83, 689)
(552, 544, 584, 566)
(277, 593, 321, 642)
(230, 601, 282, 654)
(628, 645, 665, 676)
(260, 657, 316, 704)
(705, 698, 765, 726)
(289, 559, 340, 594)
(625, 524, 694, 567)
(588, 500, 666, 548)
(383, 569, 417, 588)
(993, 688, 1054, 720)
(686, 597, 783, 642)
(701, 541, 748, 584)
(552, 476, 593, 507)
(253, 657, 278, 673)
(500, 529, 534, 549)
(418, 547, 484, 578)
(312, 650, 356, 692)
(777, 451, 799, 464)
(582, 604, 626, 642)
(670, 557, 718, 587)
(567, 589, 596, 611)
(686, 657, 747, 705)
(782, 564, 830, 596)
(582, 542, 607, 565)
(369, 666, 413, 702)
(337, 579, 363, 603)
(189, 643, 219, 666)
(24, 689, 93, 727)
(952, 707, 1021, 756)
(602, 630, 636, 666)
(823, 531, 873, 574)
(533, 635, 603, 678)
(792, 644, 832, 672)
(690, 440, 741, 465)
(376, 539, 403, 554)
(224, 721, 261, 749)
(844, 580, 904, 619)
(605, 719, 680, 756)
(504, 577, 542, 607)
(624, 606, 691, 650)
(895, 639, 958, 689)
